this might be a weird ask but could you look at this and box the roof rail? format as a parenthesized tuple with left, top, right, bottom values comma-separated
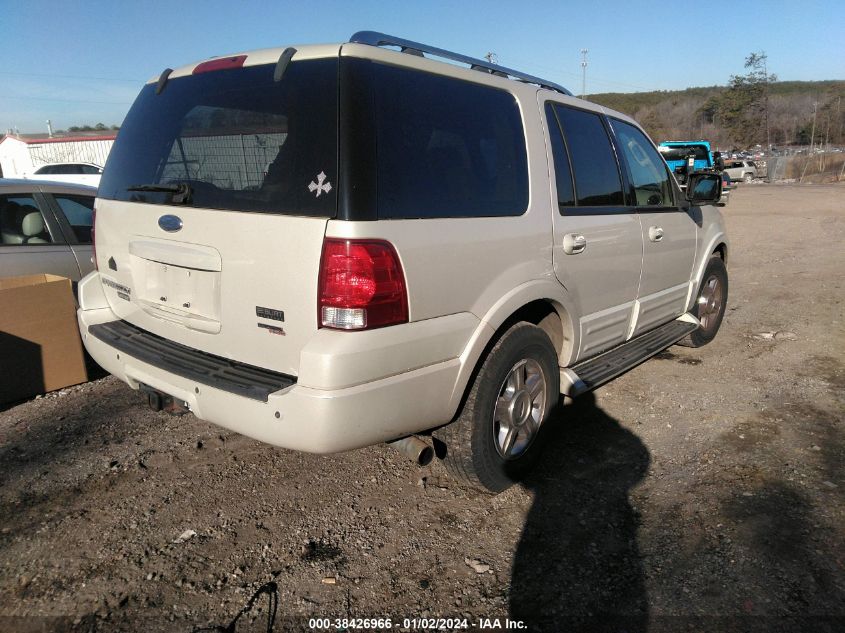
(349, 31, 573, 97)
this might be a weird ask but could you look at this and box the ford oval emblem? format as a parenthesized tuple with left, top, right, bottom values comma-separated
(158, 215, 183, 232)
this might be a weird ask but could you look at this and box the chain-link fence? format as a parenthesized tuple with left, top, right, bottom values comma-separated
(28, 138, 114, 168)
(161, 133, 286, 190)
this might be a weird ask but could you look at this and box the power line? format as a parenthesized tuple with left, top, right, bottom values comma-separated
(0, 70, 145, 83)
(0, 94, 133, 105)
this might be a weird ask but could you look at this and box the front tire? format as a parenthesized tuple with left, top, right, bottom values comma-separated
(435, 322, 559, 493)
(678, 255, 728, 348)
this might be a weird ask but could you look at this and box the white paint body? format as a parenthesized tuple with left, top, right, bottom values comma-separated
(77, 42, 728, 453)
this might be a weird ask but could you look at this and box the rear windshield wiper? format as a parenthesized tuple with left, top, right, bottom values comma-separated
(127, 182, 192, 204)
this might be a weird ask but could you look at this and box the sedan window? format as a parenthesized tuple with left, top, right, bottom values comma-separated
(0, 195, 54, 245)
(53, 195, 95, 243)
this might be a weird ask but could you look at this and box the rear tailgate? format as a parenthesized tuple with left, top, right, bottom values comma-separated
(93, 51, 340, 377)
(94, 199, 326, 376)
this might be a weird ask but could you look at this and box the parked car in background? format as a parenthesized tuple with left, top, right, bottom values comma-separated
(719, 172, 732, 206)
(0, 179, 96, 283)
(724, 160, 757, 182)
(26, 163, 103, 187)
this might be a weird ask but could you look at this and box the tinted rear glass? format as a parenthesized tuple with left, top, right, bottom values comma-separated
(544, 103, 575, 208)
(99, 59, 338, 217)
(552, 104, 624, 206)
(658, 145, 710, 162)
(354, 61, 528, 219)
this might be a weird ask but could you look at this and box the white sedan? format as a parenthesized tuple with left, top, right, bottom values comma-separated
(27, 162, 102, 187)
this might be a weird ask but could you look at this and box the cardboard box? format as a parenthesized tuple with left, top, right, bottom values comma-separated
(0, 274, 88, 404)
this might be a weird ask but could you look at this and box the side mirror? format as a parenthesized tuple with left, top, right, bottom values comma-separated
(685, 172, 722, 205)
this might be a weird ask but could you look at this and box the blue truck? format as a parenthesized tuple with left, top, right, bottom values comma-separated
(658, 140, 725, 187)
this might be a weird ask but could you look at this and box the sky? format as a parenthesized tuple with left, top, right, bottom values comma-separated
(1, 0, 843, 134)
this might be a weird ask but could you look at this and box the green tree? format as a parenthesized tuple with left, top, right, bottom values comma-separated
(707, 52, 777, 147)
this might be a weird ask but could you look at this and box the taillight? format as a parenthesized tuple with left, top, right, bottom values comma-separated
(91, 208, 98, 271)
(318, 239, 408, 330)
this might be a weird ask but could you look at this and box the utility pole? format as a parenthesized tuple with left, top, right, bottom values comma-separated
(580, 49, 588, 99)
(762, 53, 771, 151)
(809, 102, 818, 154)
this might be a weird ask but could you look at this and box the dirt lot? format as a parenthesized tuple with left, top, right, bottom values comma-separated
(1, 183, 843, 633)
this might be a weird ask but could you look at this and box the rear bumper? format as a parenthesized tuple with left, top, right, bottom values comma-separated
(77, 276, 476, 453)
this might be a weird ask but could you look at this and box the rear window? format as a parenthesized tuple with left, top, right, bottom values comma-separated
(658, 145, 710, 162)
(98, 59, 338, 217)
(344, 59, 528, 219)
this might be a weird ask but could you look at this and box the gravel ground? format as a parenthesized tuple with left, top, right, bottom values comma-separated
(1, 183, 843, 633)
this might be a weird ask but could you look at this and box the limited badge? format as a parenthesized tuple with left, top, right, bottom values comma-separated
(308, 171, 332, 197)
(258, 323, 286, 336)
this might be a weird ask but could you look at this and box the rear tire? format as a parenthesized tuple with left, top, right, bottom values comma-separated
(435, 322, 559, 493)
(678, 255, 728, 348)
(744, 173, 753, 183)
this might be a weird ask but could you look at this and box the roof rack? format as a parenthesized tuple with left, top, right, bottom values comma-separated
(349, 31, 573, 97)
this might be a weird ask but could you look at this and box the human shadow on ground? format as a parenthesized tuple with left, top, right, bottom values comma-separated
(509, 393, 651, 632)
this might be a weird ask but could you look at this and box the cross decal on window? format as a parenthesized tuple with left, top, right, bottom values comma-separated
(308, 171, 332, 197)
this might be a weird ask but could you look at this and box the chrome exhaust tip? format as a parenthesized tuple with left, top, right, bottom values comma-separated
(388, 436, 434, 466)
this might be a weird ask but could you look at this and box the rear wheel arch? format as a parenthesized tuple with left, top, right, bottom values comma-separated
(435, 320, 561, 492)
(445, 296, 574, 428)
(495, 299, 575, 365)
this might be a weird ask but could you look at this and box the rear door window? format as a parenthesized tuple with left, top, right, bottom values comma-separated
(551, 104, 624, 207)
(98, 59, 338, 217)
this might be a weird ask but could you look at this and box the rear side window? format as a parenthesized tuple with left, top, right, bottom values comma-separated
(54, 194, 95, 243)
(552, 104, 624, 206)
(98, 60, 338, 217)
(544, 103, 575, 209)
(359, 61, 528, 219)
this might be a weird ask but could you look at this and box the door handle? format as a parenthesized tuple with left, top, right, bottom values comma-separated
(648, 226, 664, 242)
(563, 233, 587, 255)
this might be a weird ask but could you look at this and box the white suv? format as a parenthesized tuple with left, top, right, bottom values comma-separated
(724, 160, 757, 182)
(77, 32, 728, 492)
